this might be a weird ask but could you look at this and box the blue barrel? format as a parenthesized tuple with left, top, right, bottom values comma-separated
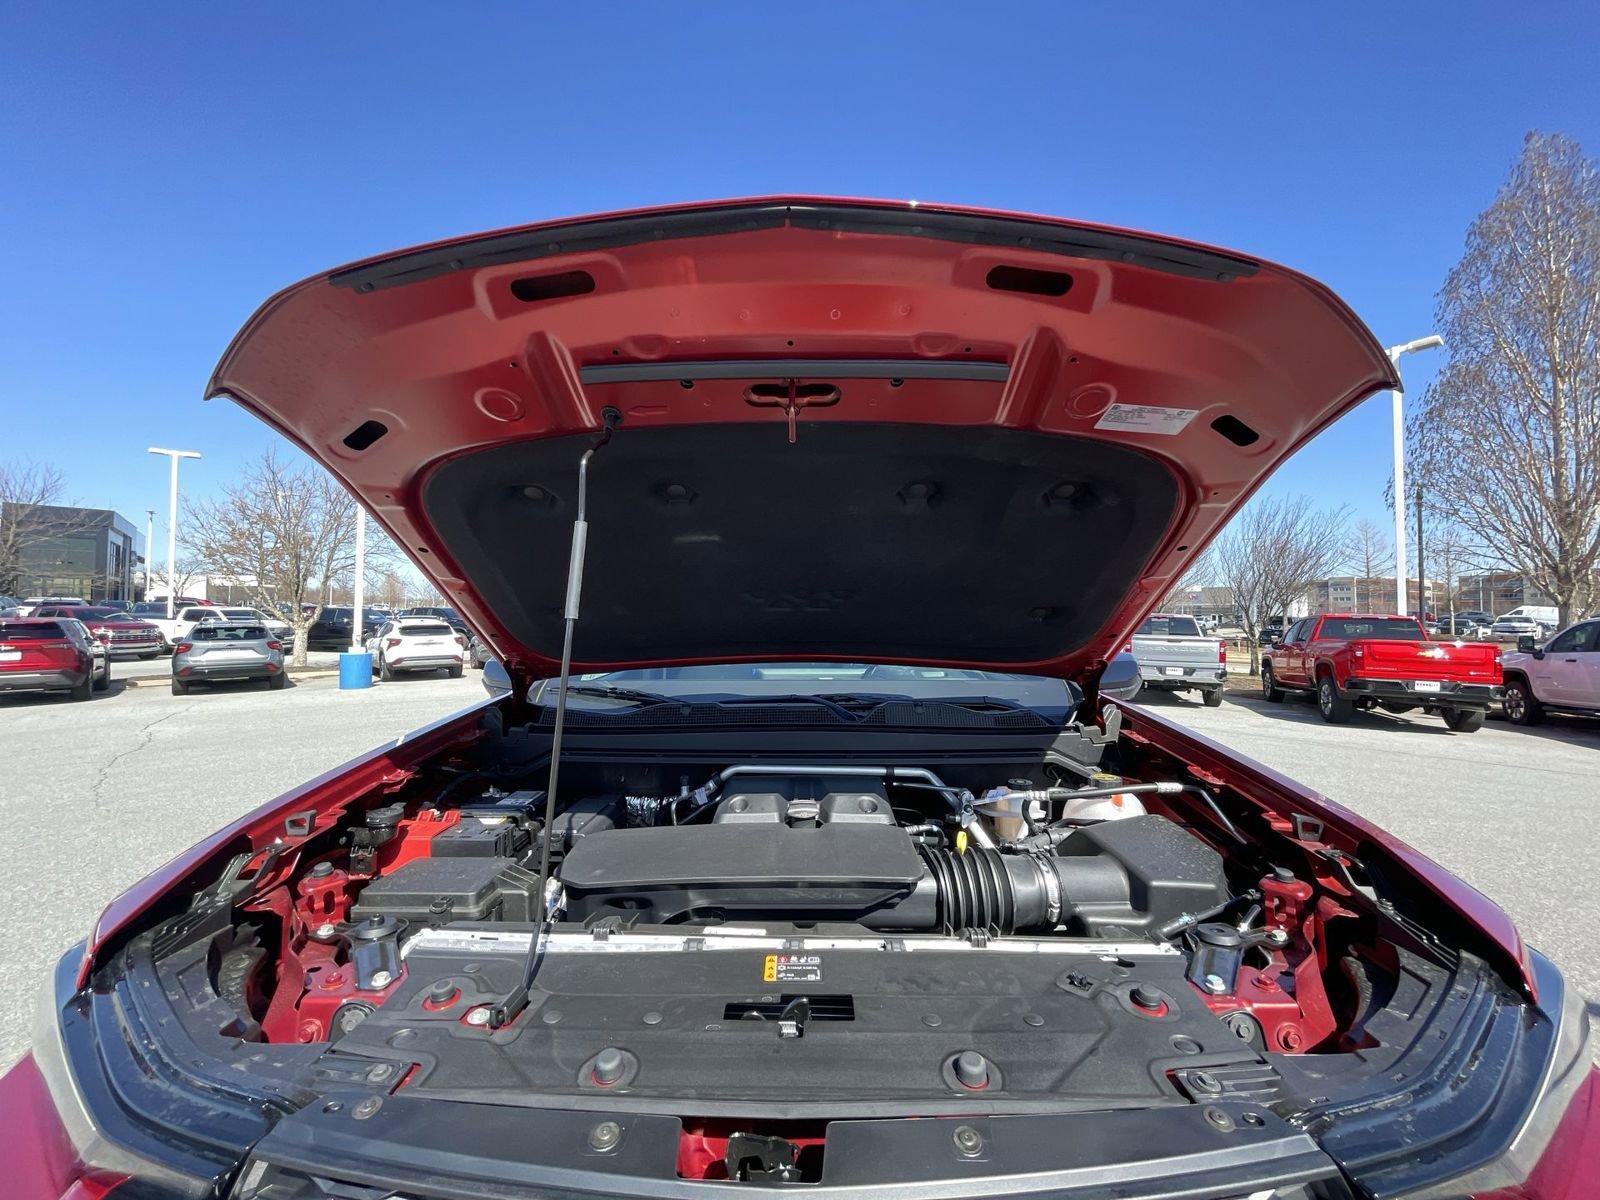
(339, 651, 374, 689)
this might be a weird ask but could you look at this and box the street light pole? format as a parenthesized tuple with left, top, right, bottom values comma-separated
(1386, 336, 1444, 615)
(350, 505, 367, 653)
(147, 448, 201, 620)
(144, 509, 155, 598)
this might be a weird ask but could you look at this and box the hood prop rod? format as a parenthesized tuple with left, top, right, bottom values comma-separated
(492, 406, 621, 1028)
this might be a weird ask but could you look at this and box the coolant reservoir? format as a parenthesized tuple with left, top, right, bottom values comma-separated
(1061, 774, 1147, 823)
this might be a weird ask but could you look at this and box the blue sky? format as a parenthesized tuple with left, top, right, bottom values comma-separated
(4, 2, 1597, 574)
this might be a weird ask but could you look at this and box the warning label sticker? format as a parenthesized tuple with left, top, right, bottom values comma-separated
(763, 953, 823, 983)
(1093, 402, 1198, 436)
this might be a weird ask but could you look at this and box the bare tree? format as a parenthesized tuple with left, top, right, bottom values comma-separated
(1343, 517, 1393, 612)
(1214, 495, 1350, 672)
(148, 554, 208, 601)
(0, 460, 95, 596)
(375, 570, 408, 611)
(1407, 132, 1600, 626)
(186, 451, 393, 665)
(1426, 525, 1476, 624)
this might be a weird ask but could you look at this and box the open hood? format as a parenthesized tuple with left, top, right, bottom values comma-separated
(209, 197, 1396, 689)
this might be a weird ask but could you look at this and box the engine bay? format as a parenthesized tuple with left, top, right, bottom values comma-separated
(95, 702, 1530, 1185)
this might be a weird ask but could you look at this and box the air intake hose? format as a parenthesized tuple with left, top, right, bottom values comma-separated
(918, 846, 1061, 935)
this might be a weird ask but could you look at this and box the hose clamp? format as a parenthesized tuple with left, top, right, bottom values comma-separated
(1032, 853, 1062, 924)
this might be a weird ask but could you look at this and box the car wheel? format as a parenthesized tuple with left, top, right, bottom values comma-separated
(93, 659, 110, 691)
(70, 673, 92, 701)
(379, 657, 394, 682)
(1502, 678, 1543, 725)
(1261, 663, 1284, 703)
(1201, 687, 1223, 707)
(449, 663, 464, 679)
(1316, 676, 1353, 723)
(171, 678, 189, 695)
(267, 671, 287, 690)
(1443, 707, 1485, 732)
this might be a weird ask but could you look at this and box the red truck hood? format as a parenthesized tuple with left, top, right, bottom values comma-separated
(208, 197, 1396, 689)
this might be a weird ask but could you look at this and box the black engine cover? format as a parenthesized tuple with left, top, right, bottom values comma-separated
(560, 824, 926, 926)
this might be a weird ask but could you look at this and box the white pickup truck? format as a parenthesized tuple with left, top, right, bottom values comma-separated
(127, 603, 292, 650)
(1129, 613, 1227, 706)
(1499, 618, 1600, 724)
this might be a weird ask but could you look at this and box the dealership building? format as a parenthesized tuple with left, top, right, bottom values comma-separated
(2, 503, 141, 602)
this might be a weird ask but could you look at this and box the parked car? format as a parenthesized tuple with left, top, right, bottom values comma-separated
(170, 621, 286, 693)
(130, 602, 230, 650)
(9, 200, 1594, 1200)
(0, 615, 109, 700)
(31, 604, 164, 659)
(215, 605, 294, 641)
(1431, 613, 1491, 640)
(305, 605, 385, 650)
(1490, 605, 1560, 640)
(1499, 619, 1600, 725)
(1128, 613, 1225, 705)
(16, 594, 88, 616)
(399, 604, 470, 632)
(1262, 613, 1502, 730)
(1258, 616, 1287, 645)
(465, 631, 494, 668)
(365, 616, 466, 679)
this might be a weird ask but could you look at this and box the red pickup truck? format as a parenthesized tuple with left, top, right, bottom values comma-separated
(1261, 613, 1502, 731)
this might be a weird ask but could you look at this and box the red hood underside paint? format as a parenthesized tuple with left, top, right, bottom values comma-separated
(208, 196, 1396, 688)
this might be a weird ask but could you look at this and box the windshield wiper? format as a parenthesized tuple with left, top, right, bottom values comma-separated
(553, 684, 679, 706)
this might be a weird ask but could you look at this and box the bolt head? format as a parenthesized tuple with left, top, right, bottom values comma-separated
(315, 922, 338, 940)
(1202, 974, 1229, 995)
(952, 1125, 984, 1157)
(464, 1005, 492, 1027)
(368, 970, 393, 990)
(352, 1096, 383, 1120)
(589, 1120, 623, 1151)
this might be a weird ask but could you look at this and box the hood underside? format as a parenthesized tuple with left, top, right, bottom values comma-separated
(208, 197, 1397, 686)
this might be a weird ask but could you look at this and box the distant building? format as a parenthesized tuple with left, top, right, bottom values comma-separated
(1302, 575, 1440, 616)
(2, 504, 139, 602)
(1456, 572, 1555, 615)
(1165, 585, 1236, 622)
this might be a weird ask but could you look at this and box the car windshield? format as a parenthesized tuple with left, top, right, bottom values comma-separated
(0, 621, 66, 641)
(557, 661, 1078, 719)
(1319, 617, 1425, 640)
(1136, 616, 1202, 637)
(63, 607, 118, 620)
(400, 623, 454, 636)
(222, 608, 262, 620)
(190, 624, 268, 641)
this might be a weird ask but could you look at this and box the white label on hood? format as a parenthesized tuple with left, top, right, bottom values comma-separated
(1094, 402, 1198, 435)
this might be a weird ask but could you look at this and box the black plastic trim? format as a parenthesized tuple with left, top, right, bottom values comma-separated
(328, 202, 1260, 293)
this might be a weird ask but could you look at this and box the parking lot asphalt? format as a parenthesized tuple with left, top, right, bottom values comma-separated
(0, 674, 1594, 1074)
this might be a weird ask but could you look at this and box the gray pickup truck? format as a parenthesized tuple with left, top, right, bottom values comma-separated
(1130, 613, 1226, 706)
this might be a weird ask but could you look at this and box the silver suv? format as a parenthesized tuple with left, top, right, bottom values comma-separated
(171, 622, 285, 694)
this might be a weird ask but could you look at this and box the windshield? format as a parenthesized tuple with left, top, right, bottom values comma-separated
(556, 661, 1078, 718)
(1136, 616, 1202, 637)
(0, 621, 66, 641)
(190, 624, 269, 641)
(62, 606, 118, 620)
(222, 608, 263, 620)
(1319, 617, 1425, 640)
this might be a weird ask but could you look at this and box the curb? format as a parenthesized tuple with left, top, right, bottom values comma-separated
(119, 668, 343, 689)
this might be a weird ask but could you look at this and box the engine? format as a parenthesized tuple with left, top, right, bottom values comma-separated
(343, 769, 1230, 940)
